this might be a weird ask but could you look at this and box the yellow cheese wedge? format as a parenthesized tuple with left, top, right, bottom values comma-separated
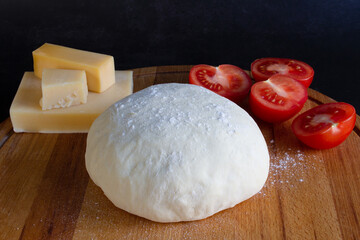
(40, 69, 88, 110)
(33, 43, 115, 93)
(10, 71, 133, 133)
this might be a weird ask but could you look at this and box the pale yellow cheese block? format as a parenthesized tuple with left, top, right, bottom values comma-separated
(10, 71, 133, 133)
(33, 43, 115, 93)
(40, 69, 88, 110)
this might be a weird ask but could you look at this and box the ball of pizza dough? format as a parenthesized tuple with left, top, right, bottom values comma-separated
(85, 83, 269, 222)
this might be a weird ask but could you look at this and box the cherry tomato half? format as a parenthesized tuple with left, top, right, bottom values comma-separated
(249, 74, 308, 123)
(189, 64, 252, 103)
(291, 102, 356, 149)
(251, 58, 314, 88)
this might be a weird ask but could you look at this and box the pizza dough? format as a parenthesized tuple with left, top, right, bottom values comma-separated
(85, 83, 269, 222)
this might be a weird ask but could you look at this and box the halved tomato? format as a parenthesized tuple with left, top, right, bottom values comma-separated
(189, 64, 252, 103)
(251, 58, 314, 88)
(249, 74, 308, 123)
(292, 102, 356, 149)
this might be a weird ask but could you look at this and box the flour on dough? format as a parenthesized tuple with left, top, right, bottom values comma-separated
(85, 83, 269, 222)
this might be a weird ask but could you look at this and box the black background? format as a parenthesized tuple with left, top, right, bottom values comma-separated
(1, 0, 359, 122)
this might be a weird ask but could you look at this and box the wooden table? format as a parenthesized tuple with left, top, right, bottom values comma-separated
(1, 65, 359, 239)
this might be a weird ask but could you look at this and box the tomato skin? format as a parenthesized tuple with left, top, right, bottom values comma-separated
(251, 58, 314, 88)
(189, 64, 252, 104)
(291, 102, 356, 149)
(249, 74, 308, 123)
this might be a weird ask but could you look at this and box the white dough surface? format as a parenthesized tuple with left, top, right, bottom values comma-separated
(85, 83, 269, 222)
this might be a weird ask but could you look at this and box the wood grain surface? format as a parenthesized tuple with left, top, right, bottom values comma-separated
(1, 65, 359, 240)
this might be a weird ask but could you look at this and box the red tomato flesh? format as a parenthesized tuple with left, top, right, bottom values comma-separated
(251, 58, 314, 88)
(291, 102, 356, 149)
(189, 64, 252, 103)
(249, 74, 308, 123)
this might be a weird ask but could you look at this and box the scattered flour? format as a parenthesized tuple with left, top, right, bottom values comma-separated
(257, 139, 324, 197)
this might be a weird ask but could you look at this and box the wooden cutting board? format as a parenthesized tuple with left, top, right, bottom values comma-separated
(1, 65, 359, 240)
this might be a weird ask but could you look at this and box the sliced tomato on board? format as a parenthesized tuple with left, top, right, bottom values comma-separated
(189, 64, 252, 103)
(251, 58, 314, 88)
(249, 74, 308, 123)
(292, 102, 356, 149)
